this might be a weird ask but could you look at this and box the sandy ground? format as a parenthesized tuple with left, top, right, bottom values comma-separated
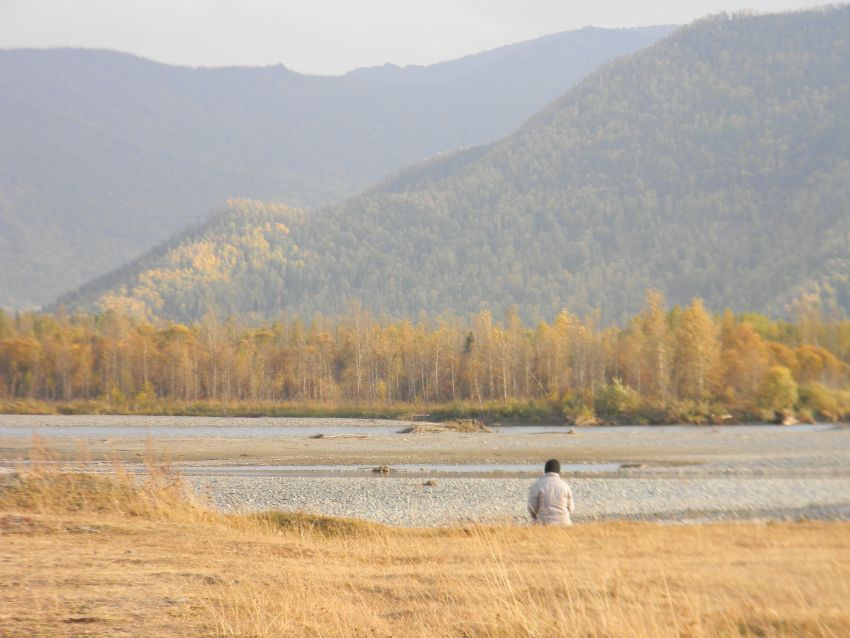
(2, 419, 849, 477)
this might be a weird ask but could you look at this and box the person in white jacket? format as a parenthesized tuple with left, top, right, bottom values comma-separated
(527, 459, 575, 525)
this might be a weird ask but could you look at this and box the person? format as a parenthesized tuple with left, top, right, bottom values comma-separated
(527, 459, 575, 525)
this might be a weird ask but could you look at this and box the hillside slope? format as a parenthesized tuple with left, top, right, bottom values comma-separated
(59, 8, 850, 322)
(0, 25, 674, 309)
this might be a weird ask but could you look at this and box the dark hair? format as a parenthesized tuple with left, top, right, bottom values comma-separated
(544, 459, 560, 474)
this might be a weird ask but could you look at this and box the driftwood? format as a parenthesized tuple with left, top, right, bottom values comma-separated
(397, 424, 445, 434)
(773, 410, 800, 426)
(308, 433, 369, 439)
(398, 419, 492, 434)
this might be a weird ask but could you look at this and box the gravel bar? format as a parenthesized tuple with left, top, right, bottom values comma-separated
(188, 475, 850, 527)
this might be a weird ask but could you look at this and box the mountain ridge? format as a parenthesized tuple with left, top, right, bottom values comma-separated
(0, 24, 675, 309)
(56, 7, 850, 322)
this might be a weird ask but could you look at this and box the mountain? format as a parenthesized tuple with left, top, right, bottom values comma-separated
(56, 199, 305, 321)
(57, 7, 850, 323)
(0, 25, 674, 310)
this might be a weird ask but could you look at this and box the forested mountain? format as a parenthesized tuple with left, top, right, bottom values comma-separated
(58, 7, 850, 323)
(0, 26, 674, 310)
(59, 199, 305, 321)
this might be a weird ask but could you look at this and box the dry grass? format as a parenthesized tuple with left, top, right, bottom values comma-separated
(1, 452, 849, 637)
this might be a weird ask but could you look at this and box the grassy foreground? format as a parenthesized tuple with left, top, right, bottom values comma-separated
(1, 463, 849, 637)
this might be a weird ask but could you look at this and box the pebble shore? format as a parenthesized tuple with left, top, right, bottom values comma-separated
(189, 474, 850, 527)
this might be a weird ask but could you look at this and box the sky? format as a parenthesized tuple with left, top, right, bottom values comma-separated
(0, 0, 833, 75)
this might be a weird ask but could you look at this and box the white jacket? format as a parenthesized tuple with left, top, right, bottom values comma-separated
(527, 472, 575, 525)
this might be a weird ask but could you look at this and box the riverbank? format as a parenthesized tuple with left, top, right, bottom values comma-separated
(1, 414, 846, 467)
(0, 397, 782, 425)
(2, 417, 849, 526)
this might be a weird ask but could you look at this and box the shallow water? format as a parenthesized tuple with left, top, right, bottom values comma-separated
(0, 424, 403, 437)
(0, 414, 837, 439)
(180, 462, 623, 478)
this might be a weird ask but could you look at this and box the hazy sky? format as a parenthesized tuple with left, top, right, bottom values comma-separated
(0, 0, 833, 75)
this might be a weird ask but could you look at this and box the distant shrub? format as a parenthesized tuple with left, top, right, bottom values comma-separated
(757, 366, 798, 412)
(594, 379, 641, 417)
(254, 511, 384, 538)
(798, 383, 850, 421)
(668, 400, 713, 425)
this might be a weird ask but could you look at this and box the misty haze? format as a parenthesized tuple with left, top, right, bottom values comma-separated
(1, 2, 849, 637)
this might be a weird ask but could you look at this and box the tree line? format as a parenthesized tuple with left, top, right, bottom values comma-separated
(2, 292, 850, 421)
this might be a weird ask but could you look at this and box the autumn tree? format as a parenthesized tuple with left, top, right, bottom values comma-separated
(639, 291, 671, 403)
(673, 298, 719, 400)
